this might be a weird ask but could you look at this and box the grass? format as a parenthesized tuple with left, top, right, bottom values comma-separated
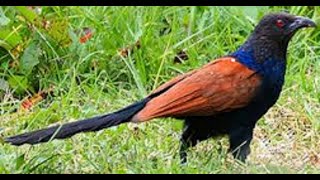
(0, 6, 320, 174)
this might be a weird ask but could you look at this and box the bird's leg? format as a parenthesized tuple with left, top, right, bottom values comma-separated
(228, 126, 254, 163)
(179, 119, 215, 165)
(179, 125, 198, 165)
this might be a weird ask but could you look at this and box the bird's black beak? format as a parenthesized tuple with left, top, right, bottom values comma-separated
(289, 16, 317, 31)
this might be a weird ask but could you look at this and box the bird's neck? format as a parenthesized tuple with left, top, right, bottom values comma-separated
(231, 34, 289, 76)
(231, 34, 289, 102)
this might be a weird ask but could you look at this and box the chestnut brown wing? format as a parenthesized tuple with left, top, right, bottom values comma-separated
(133, 57, 262, 122)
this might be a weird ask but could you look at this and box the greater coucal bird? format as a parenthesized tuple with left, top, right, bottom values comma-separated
(5, 13, 316, 163)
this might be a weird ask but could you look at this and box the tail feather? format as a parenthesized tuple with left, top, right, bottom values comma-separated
(5, 98, 149, 146)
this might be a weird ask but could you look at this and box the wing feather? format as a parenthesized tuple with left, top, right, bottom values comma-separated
(133, 57, 262, 122)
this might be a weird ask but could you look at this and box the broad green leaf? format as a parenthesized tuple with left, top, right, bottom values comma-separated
(232, 6, 268, 23)
(14, 6, 37, 22)
(8, 75, 29, 94)
(20, 41, 40, 74)
(0, 40, 12, 50)
(240, 6, 260, 19)
(15, 154, 25, 170)
(0, 27, 22, 50)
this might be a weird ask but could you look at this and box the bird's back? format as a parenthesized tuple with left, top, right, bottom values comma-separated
(132, 57, 263, 122)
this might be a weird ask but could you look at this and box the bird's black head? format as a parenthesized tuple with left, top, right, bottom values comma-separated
(253, 12, 316, 42)
(237, 12, 317, 63)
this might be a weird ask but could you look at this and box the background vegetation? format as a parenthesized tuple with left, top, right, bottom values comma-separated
(0, 6, 320, 174)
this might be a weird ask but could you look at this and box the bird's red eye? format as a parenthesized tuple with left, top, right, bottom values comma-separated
(276, 19, 285, 28)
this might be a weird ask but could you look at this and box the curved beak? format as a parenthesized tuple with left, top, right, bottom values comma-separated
(289, 16, 317, 30)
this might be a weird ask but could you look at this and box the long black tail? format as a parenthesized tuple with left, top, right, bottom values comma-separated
(5, 98, 150, 146)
